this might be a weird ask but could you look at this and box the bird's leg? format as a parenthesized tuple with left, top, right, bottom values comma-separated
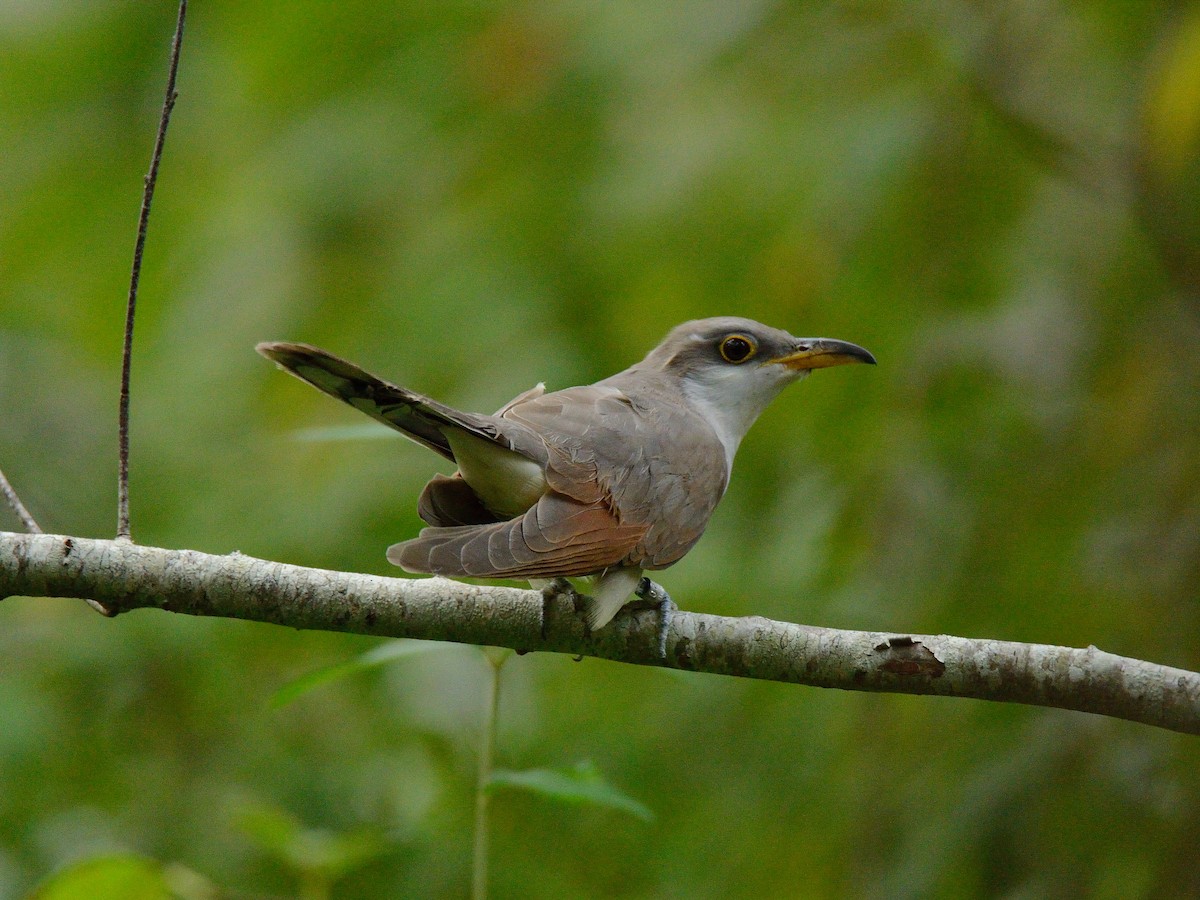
(632, 578, 676, 661)
(538, 577, 579, 640)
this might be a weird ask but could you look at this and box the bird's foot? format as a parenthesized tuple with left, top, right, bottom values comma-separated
(632, 578, 676, 661)
(539, 577, 579, 640)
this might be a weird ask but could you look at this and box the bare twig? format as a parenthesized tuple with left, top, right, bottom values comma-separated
(2, 531, 1198, 736)
(473, 649, 508, 900)
(117, 0, 187, 540)
(0, 468, 110, 615)
(0, 467, 42, 533)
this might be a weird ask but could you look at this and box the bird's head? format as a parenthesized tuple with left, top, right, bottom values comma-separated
(642, 316, 875, 466)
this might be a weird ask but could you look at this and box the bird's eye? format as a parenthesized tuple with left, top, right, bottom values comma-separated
(719, 335, 755, 363)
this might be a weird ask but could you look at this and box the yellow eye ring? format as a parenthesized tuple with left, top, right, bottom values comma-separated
(719, 334, 755, 364)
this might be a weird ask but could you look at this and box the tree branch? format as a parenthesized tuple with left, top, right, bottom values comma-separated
(1, 531, 1196, 735)
(0, 468, 42, 534)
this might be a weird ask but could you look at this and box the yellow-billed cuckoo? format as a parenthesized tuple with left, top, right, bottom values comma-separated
(258, 317, 873, 653)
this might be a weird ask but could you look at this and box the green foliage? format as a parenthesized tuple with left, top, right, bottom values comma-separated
(488, 761, 654, 823)
(29, 855, 216, 900)
(271, 640, 445, 708)
(236, 804, 394, 900)
(29, 857, 171, 900)
(1, 1, 1199, 897)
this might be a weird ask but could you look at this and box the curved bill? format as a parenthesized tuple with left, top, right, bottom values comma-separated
(771, 338, 876, 371)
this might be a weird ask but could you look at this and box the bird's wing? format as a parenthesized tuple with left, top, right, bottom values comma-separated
(257, 342, 548, 465)
(395, 384, 673, 578)
(503, 381, 729, 569)
(387, 490, 648, 579)
(392, 380, 727, 577)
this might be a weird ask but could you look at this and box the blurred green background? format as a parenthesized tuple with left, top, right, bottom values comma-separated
(2, 1, 1200, 896)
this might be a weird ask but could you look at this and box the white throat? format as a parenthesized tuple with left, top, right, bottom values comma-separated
(681, 366, 807, 475)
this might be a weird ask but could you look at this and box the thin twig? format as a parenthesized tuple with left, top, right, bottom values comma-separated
(0, 467, 42, 534)
(473, 649, 507, 900)
(117, 0, 187, 540)
(0, 470, 110, 615)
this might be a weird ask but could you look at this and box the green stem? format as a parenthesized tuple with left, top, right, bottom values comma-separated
(473, 648, 509, 900)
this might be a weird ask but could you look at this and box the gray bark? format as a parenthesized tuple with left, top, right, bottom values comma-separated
(2, 531, 1197, 735)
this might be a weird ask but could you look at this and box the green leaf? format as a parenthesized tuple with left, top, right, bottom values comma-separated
(488, 761, 654, 822)
(235, 803, 393, 881)
(311, 830, 393, 881)
(235, 804, 302, 857)
(271, 640, 443, 708)
(30, 855, 171, 900)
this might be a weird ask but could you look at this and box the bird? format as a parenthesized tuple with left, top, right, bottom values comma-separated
(257, 317, 874, 655)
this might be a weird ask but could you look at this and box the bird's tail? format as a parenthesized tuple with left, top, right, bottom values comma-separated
(257, 341, 471, 461)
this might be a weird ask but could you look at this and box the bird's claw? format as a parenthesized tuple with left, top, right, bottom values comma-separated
(540, 578, 578, 640)
(634, 577, 676, 662)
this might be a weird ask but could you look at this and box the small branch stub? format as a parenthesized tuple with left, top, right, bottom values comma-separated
(0, 467, 42, 534)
